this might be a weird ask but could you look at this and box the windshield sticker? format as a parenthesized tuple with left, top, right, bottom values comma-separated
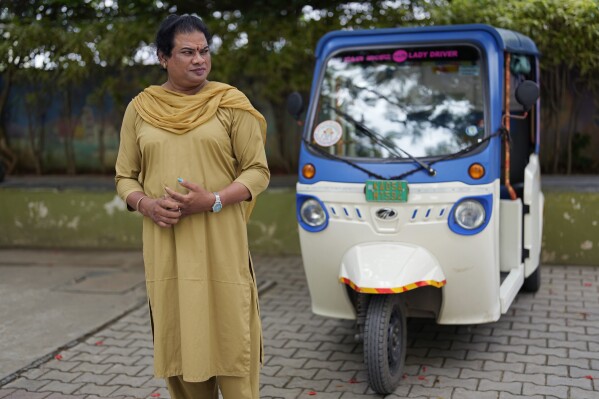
(343, 55, 365, 63)
(393, 50, 408, 63)
(343, 54, 392, 63)
(459, 65, 480, 76)
(393, 49, 459, 63)
(433, 64, 459, 74)
(343, 49, 460, 64)
(465, 125, 479, 137)
(314, 120, 343, 147)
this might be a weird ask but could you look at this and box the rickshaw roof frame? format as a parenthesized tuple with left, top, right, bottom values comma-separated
(315, 24, 539, 59)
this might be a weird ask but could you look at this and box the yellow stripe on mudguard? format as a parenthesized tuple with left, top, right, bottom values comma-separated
(340, 277, 446, 294)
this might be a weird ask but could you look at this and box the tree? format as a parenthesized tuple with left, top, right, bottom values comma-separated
(0, 0, 170, 173)
(430, 0, 599, 174)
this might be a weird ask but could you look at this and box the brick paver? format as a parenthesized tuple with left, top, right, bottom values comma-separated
(1, 257, 598, 398)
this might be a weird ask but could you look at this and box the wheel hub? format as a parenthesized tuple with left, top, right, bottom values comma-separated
(387, 310, 402, 368)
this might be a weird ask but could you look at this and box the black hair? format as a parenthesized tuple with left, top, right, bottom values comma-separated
(155, 14, 212, 58)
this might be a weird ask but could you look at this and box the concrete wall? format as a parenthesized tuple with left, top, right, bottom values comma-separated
(540, 178, 599, 265)
(0, 177, 597, 265)
(0, 178, 300, 256)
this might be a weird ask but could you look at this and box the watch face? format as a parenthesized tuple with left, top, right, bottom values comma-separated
(212, 193, 222, 213)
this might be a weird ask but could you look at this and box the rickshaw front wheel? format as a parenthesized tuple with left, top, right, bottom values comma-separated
(363, 294, 407, 395)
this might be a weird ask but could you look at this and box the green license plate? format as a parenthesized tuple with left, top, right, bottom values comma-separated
(365, 180, 409, 202)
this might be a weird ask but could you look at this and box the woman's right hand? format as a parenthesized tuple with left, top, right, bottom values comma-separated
(139, 196, 182, 227)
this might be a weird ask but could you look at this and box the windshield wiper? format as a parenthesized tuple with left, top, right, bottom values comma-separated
(389, 126, 509, 180)
(323, 104, 436, 176)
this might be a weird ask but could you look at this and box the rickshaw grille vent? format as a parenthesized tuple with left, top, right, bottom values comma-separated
(329, 205, 365, 221)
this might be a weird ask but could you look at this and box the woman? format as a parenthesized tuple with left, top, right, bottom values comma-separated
(115, 14, 269, 399)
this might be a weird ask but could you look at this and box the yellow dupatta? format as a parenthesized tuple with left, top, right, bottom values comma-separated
(132, 81, 266, 143)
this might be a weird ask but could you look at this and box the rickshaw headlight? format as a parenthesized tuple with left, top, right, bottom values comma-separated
(297, 195, 329, 232)
(300, 198, 327, 228)
(454, 199, 485, 230)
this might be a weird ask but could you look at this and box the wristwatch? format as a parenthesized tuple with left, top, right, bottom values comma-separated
(211, 192, 222, 213)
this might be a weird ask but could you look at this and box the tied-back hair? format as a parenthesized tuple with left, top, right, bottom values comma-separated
(156, 14, 212, 58)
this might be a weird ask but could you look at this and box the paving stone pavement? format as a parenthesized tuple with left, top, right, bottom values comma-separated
(1, 256, 598, 399)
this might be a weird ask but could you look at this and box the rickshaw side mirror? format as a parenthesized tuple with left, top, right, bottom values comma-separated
(515, 80, 540, 111)
(287, 91, 305, 120)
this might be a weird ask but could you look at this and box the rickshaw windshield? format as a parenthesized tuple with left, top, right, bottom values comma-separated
(311, 45, 485, 160)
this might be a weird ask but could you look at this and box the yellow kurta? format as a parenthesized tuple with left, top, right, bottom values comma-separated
(115, 82, 270, 382)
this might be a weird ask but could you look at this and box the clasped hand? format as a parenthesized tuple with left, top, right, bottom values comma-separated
(141, 179, 215, 228)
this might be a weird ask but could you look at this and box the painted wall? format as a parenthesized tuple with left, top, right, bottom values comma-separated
(0, 71, 298, 175)
(3, 79, 123, 173)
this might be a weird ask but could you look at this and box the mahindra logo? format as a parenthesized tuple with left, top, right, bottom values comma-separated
(376, 208, 398, 220)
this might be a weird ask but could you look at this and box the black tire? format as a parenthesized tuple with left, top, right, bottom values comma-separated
(522, 265, 541, 292)
(363, 294, 406, 395)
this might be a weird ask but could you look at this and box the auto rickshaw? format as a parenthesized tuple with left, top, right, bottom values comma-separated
(287, 24, 543, 394)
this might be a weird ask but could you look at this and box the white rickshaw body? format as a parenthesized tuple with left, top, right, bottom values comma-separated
(298, 180, 501, 325)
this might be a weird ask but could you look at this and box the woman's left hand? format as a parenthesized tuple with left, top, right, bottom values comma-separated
(164, 179, 215, 216)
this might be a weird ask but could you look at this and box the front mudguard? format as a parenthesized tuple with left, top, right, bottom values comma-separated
(340, 242, 446, 293)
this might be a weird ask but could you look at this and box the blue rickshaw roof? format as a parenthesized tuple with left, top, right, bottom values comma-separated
(315, 24, 539, 57)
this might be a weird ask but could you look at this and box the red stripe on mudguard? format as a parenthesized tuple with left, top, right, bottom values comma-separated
(340, 277, 446, 294)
